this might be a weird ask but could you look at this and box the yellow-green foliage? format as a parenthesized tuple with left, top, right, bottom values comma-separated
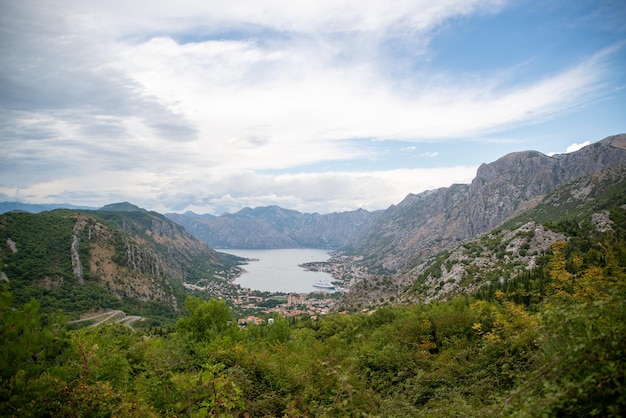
(2, 233, 626, 416)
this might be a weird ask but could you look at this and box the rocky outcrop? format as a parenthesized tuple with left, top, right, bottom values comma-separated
(6, 238, 17, 253)
(86, 205, 246, 308)
(71, 215, 88, 284)
(86, 220, 177, 307)
(403, 221, 567, 303)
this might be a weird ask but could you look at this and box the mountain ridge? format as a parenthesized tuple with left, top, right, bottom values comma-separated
(336, 162, 626, 308)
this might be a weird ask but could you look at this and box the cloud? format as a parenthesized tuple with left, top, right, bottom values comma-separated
(566, 141, 591, 153)
(48, 0, 505, 36)
(156, 166, 479, 214)
(547, 140, 592, 156)
(115, 33, 613, 153)
(0, 0, 622, 214)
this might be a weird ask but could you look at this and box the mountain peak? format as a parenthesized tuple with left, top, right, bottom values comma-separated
(99, 202, 144, 212)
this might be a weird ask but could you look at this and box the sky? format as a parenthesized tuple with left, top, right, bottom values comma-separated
(1, 0, 625, 215)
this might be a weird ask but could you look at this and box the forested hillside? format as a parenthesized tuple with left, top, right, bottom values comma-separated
(1, 214, 625, 416)
(0, 204, 243, 322)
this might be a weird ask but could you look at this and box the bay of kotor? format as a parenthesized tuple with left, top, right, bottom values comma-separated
(220, 248, 334, 293)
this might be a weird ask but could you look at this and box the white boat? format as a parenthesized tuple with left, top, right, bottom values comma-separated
(313, 281, 335, 290)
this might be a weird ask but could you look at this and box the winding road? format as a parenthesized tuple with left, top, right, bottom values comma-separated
(68, 310, 143, 329)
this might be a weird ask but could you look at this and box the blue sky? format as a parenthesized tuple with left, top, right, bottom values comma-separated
(1, 0, 625, 214)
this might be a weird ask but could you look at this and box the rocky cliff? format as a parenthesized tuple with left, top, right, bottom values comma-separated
(348, 134, 626, 272)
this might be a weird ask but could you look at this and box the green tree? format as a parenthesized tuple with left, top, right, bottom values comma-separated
(176, 297, 234, 342)
(0, 288, 67, 415)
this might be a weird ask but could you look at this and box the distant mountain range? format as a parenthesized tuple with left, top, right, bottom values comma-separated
(166, 206, 379, 249)
(0, 202, 97, 214)
(167, 135, 626, 260)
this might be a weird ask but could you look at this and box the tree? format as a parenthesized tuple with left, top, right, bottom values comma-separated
(176, 297, 233, 342)
(0, 288, 67, 415)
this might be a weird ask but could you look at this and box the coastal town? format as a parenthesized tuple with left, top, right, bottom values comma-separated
(232, 291, 340, 325)
(180, 253, 374, 325)
(183, 264, 347, 325)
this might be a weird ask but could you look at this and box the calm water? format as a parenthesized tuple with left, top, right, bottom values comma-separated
(220, 248, 334, 293)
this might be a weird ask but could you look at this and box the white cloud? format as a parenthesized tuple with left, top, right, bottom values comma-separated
(110, 32, 611, 177)
(0, 0, 621, 214)
(57, 0, 505, 35)
(566, 141, 591, 153)
(155, 166, 479, 214)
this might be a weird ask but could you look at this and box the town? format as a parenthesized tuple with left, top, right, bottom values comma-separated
(183, 278, 343, 326)
(232, 292, 340, 325)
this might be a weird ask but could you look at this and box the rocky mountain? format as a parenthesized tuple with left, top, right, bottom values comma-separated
(167, 205, 379, 249)
(347, 134, 626, 273)
(0, 202, 243, 316)
(337, 161, 626, 309)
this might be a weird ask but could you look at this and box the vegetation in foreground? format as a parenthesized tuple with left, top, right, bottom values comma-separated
(1, 227, 625, 417)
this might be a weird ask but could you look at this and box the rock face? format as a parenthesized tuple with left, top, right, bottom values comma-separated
(70, 215, 88, 284)
(167, 206, 378, 249)
(348, 134, 626, 272)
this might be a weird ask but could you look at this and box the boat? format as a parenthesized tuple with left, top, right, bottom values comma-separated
(313, 281, 335, 290)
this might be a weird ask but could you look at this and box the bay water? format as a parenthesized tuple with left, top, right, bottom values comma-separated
(220, 248, 334, 293)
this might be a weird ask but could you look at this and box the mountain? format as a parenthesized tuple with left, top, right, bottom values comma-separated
(166, 205, 379, 249)
(337, 154, 626, 309)
(0, 204, 244, 318)
(0, 202, 97, 214)
(3, 134, 625, 315)
(347, 134, 626, 273)
(99, 201, 145, 212)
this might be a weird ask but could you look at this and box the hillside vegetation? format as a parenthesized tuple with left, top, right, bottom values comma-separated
(1, 214, 625, 416)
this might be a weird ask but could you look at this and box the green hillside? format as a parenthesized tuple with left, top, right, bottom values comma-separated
(1, 198, 625, 416)
(1, 219, 624, 415)
(0, 207, 243, 322)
